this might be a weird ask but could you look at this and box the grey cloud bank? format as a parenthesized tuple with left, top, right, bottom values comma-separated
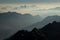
(0, 0, 60, 3)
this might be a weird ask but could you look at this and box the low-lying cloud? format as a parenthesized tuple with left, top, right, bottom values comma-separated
(0, 4, 60, 17)
(49, 7, 60, 10)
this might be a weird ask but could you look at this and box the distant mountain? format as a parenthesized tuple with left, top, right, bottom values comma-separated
(25, 15, 60, 31)
(0, 12, 41, 40)
(41, 21, 60, 40)
(0, 12, 41, 27)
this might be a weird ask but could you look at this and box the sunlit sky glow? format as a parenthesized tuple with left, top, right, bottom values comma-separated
(0, 0, 60, 17)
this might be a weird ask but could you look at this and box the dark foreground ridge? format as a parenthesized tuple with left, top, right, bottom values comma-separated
(41, 21, 60, 40)
(5, 21, 60, 40)
(5, 28, 48, 40)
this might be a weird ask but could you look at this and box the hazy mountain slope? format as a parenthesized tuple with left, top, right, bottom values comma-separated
(0, 12, 41, 40)
(25, 15, 60, 31)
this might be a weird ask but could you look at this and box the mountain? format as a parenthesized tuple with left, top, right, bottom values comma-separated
(5, 28, 48, 40)
(41, 21, 60, 40)
(0, 12, 41, 40)
(5, 21, 60, 40)
(25, 15, 60, 31)
(0, 12, 41, 27)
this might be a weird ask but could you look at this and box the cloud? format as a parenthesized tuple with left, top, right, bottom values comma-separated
(1, 7, 7, 10)
(20, 5, 29, 8)
(0, 0, 60, 3)
(33, 7, 60, 12)
(0, 4, 60, 17)
(49, 7, 60, 10)
(20, 5, 37, 9)
(0, 4, 37, 11)
(0, 4, 37, 13)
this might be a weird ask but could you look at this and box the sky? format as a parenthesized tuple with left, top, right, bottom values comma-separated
(0, 0, 60, 17)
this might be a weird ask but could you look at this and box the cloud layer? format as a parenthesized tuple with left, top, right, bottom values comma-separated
(0, 4, 60, 17)
(0, 0, 60, 3)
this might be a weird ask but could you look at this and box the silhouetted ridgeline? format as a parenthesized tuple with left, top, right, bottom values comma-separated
(5, 21, 60, 40)
(5, 28, 48, 40)
(41, 21, 60, 40)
